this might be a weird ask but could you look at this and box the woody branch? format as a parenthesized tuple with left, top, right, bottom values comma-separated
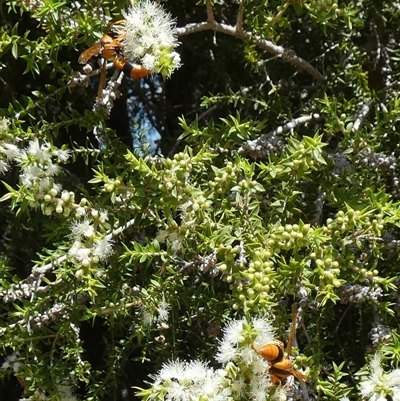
(176, 1, 325, 82)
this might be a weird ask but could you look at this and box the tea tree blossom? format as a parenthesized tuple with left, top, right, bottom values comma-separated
(0, 117, 19, 174)
(56, 383, 79, 401)
(2, 139, 69, 204)
(141, 306, 154, 327)
(215, 317, 279, 401)
(139, 300, 171, 327)
(157, 300, 170, 322)
(0, 159, 9, 173)
(359, 352, 400, 401)
(137, 316, 285, 401)
(0, 116, 10, 134)
(70, 219, 95, 239)
(92, 236, 114, 261)
(137, 359, 230, 401)
(98, 210, 109, 223)
(121, 0, 181, 78)
(1, 143, 21, 160)
(69, 236, 114, 266)
(1, 352, 22, 373)
(55, 148, 71, 162)
(69, 241, 92, 266)
(215, 316, 275, 366)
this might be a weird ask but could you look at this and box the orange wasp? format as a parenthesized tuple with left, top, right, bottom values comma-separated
(253, 303, 307, 386)
(79, 20, 151, 99)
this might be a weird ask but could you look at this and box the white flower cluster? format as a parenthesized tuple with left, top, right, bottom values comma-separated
(0, 117, 18, 174)
(147, 359, 229, 401)
(216, 317, 275, 365)
(0, 126, 71, 207)
(359, 353, 400, 401)
(68, 211, 114, 269)
(141, 299, 171, 326)
(1, 352, 22, 373)
(142, 317, 285, 401)
(18, 139, 69, 192)
(215, 317, 278, 401)
(121, 0, 181, 78)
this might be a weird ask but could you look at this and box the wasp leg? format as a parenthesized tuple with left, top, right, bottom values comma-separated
(286, 302, 299, 355)
(97, 58, 107, 102)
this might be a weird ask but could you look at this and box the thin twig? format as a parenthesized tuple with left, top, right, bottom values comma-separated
(353, 101, 371, 132)
(235, 0, 246, 35)
(238, 113, 323, 158)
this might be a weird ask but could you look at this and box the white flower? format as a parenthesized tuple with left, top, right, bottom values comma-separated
(157, 300, 170, 322)
(121, 0, 180, 77)
(75, 206, 86, 217)
(99, 210, 109, 223)
(71, 219, 94, 239)
(27, 139, 52, 164)
(38, 176, 51, 192)
(152, 359, 228, 401)
(20, 389, 47, 401)
(249, 374, 272, 401)
(141, 305, 154, 326)
(222, 318, 246, 346)
(61, 191, 71, 202)
(252, 317, 276, 350)
(359, 353, 400, 401)
(20, 165, 45, 188)
(183, 359, 212, 382)
(157, 359, 186, 382)
(92, 237, 114, 261)
(171, 51, 181, 67)
(55, 148, 71, 162)
(45, 161, 60, 176)
(57, 383, 78, 401)
(52, 183, 62, 194)
(252, 356, 268, 376)
(142, 53, 157, 70)
(231, 376, 246, 396)
(68, 241, 91, 264)
(1, 352, 22, 373)
(0, 159, 9, 174)
(0, 143, 21, 160)
(215, 318, 245, 364)
(0, 117, 10, 135)
(216, 338, 238, 364)
(215, 316, 275, 366)
(239, 344, 257, 365)
(171, 237, 183, 252)
(156, 229, 168, 243)
(203, 371, 230, 400)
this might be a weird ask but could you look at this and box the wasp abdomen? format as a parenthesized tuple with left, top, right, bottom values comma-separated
(113, 59, 151, 80)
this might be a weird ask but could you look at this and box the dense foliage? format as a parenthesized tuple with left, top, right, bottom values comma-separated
(1, 0, 400, 400)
